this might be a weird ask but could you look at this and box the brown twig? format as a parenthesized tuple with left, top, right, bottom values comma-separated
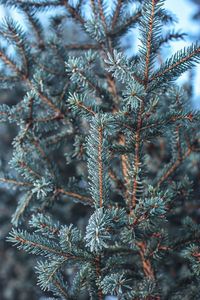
(0, 50, 21, 75)
(118, 134, 129, 198)
(111, 0, 122, 30)
(97, 0, 107, 33)
(18, 160, 41, 179)
(53, 278, 69, 299)
(75, 100, 96, 116)
(63, 0, 85, 25)
(27, 79, 62, 115)
(144, 0, 156, 87)
(137, 241, 155, 279)
(141, 113, 195, 132)
(157, 148, 192, 187)
(57, 188, 93, 206)
(0, 177, 32, 187)
(15, 235, 78, 259)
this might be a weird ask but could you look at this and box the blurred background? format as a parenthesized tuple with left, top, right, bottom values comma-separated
(0, 0, 199, 299)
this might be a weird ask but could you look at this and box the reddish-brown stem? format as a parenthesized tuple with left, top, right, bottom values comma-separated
(0, 177, 32, 187)
(53, 279, 69, 299)
(144, 0, 156, 87)
(27, 79, 62, 115)
(75, 100, 96, 116)
(0, 51, 21, 75)
(157, 148, 192, 187)
(4, 23, 28, 76)
(111, 0, 122, 30)
(63, 0, 85, 25)
(141, 113, 194, 132)
(97, 0, 107, 33)
(57, 188, 93, 206)
(18, 161, 41, 179)
(119, 134, 129, 198)
(15, 235, 77, 259)
(137, 241, 155, 280)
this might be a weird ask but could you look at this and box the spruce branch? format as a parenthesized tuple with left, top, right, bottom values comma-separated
(156, 147, 192, 187)
(29, 213, 60, 236)
(109, 10, 142, 39)
(152, 30, 187, 54)
(63, 0, 85, 25)
(8, 229, 69, 257)
(138, 0, 164, 87)
(0, 47, 21, 75)
(87, 115, 111, 208)
(52, 278, 70, 300)
(22, 8, 44, 46)
(111, 0, 123, 30)
(150, 44, 200, 87)
(10, 0, 62, 9)
(144, 0, 157, 87)
(15, 159, 41, 181)
(8, 228, 88, 261)
(27, 79, 63, 115)
(30, 136, 56, 178)
(0, 177, 32, 187)
(97, 0, 107, 34)
(0, 17, 30, 76)
(130, 101, 144, 211)
(67, 92, 96, 117)
(137, 241, 155, 280)
(12, 191, 33, 226)
(35, 259, 68, 291)
(119, 134, 129, 197)
(57, 188, 93, 206)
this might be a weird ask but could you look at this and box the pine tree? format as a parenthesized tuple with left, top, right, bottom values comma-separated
(0, 1, 200, 299)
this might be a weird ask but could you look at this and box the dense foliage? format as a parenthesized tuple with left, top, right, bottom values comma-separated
(0, 0, 200, 299)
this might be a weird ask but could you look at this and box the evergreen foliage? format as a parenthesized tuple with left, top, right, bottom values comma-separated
(0, 0, 200, 299)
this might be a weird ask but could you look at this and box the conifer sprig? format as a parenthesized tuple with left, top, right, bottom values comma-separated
(87, 115, 111, 208)
(0, 0, 200, 299)
(150, 43, 200, 88)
